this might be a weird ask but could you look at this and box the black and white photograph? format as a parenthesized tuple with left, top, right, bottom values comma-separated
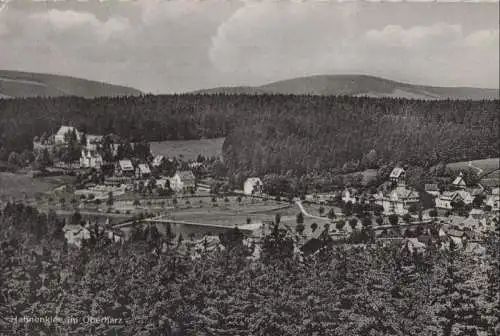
(0, 0, 499, 335)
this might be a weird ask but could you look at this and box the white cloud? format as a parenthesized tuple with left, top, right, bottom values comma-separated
(462, 29, 499, 47)
(30, 10, 130, 42)
(0, 1, 497, 92)
(365, 24, 462, 48)
(209, 2, 360, 79)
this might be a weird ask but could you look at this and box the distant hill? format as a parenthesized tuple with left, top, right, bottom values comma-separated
(0, 70, 142, 98)
(194, 75, 499, 100)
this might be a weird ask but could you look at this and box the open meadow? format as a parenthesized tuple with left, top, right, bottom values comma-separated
(446, 158, 499, 174)
(0, 172, 74, 200)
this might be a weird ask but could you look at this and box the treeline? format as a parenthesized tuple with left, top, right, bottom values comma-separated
(0, 95, 498, 176)
(1, 203, 499, 335)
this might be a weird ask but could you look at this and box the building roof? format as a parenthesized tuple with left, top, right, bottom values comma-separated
(452, 173, 466, 187)
(119, 160, 134, 171)
(245, 177, 263, 184)
(439, 191, 460, 201)
(56, 125, 78, 136)
(492, 187, 499, 195)
(389, 167, 405, 179)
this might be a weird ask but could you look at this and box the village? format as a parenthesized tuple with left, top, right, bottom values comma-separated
(2, 124, 498, 259)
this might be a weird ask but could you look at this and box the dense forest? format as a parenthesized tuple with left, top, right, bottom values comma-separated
(1, 203, 499, 335)
(0, 95, 498, 176)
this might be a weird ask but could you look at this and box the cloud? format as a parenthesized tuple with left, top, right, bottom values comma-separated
(365, 24, 462, 48)
(29, 10, 130, 42)
(209, 5, 498, 88)
(462, 29, 499, 47)
(0, 1, 497, 92)
(209, 2, 360, 80)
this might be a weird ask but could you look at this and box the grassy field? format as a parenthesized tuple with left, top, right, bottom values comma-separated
(0, 172, 76, 202)
(165, 202, 293, 226)
(150, 137, 225, 161)
(446, 158, 499, 173)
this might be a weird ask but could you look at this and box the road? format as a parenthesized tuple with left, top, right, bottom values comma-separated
(295, 200, 330, 222)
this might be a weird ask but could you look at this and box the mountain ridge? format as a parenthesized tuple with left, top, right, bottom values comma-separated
(193, 74, 499, 100)
(0, 70, 142, 98)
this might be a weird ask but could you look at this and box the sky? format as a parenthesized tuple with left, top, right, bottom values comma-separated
(0, 0, 498, 93)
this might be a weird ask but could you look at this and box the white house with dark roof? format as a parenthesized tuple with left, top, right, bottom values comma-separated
(389, 167, 406, 186)
(115, 159, 135, 177)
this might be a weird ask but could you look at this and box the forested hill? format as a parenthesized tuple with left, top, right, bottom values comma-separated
(195, 75, 499, 100)
(0, 95, 498, 176)
(0, 70, 142, 98)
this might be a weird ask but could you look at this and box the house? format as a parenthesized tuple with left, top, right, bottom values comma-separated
(63, 224, 91, 248)
(455, 190, 473, 205)
(85, 134, 103, 151)
(424, 184, 440, 197)
(436, 191, 463, 210)
(80, 149, 103, 169)
(135, 163, 152, 179)
(243, 177, 263, 196)
(341, 188, 358, 204)
(168, 171, 196, 193)
(452, 172, 467, 189)
(115, 159, 135, 177)
(375, 186, 420, 215)
(54, 126, 81, 145)
(389, 167, 406, 186)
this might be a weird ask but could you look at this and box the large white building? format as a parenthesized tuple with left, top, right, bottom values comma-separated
(168, 171, 196, 193)
(374, 187, 420, 215)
